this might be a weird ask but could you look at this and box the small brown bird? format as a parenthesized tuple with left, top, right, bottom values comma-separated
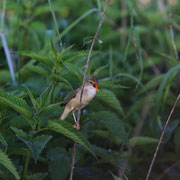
(60, 75, 99, 126)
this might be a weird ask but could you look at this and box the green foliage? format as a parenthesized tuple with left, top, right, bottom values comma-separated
(11, 127, 52, 162)
(0, 92, 33, 119)
(90, 111, 129, 147)
(129, 136, 158, 146)
(46, 148, 71, 180)
(96, 89, 124, 116)
(0, 151, 20, 180)
(1, 0, 180, 179)
(48, 120, 96, 158)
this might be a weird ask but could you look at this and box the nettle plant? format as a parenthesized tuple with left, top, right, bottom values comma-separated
(0, 43, 129, 180)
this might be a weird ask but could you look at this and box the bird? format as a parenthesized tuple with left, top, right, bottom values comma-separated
(60, 75, 99, 129)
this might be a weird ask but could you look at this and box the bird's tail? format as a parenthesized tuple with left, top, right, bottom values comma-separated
(60, 106, 71, 120)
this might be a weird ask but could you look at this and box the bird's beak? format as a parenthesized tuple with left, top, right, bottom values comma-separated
(94, 83, 99, 92)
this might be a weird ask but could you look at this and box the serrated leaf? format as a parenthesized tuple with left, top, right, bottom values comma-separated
(96, 89, 124, 116)
(0, 132, 7, 147)
(17, 51, 52, 67)
(129, 136, 158, 146)
(90, 111, 129, 147)
(57, 45, 74, 62)
(30, 135, 52, 162)
(49, 74, 73, 90)
(25, 87, 39, 110)
(0, 151, 20, 180)
(38, 85, 52, 109)
(92, 64, 108, 76)
(20, 65, 49, 82)
(63, 62, 83, 81)
(47, 148, 71, 180)
(48, 120, 96, 157)
(26, 172, 48, 180)
(11, 127, 52, 162)
(0, 92, 33, 119)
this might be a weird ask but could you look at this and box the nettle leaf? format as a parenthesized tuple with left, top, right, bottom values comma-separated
(0, 151, 20, 180)
(38, 85, 52, 109)
(129, 136, 158, 146)
(17, 51, 52, 67)
(46, 148, 71, 180)
(92, 64, 108, 76)
(49, 74, 73, 90)
(11, 127, 52, 162)
(63, 62, 83, 81)
(0, 92, 33, 119)
(26, 172, 48, 180)
(57, 45, 74, 62)
(48, 120, 96, 158)
(0, 132, 7, 147)
(25, 87, 39, 110)
(20, 65, 49, 82)
(90, 111, 129, 147)
(30, 135, 52, 162)
(96, 89, 124, 116)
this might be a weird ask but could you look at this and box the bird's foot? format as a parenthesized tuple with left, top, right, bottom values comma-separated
(73, 124, 80, 130)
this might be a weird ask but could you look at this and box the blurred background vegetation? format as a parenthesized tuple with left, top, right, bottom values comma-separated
(0, 0, 180, 179)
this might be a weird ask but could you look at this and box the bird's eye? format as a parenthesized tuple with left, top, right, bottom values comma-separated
(89, 81, 93, 85)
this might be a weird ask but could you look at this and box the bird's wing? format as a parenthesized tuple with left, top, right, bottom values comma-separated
(60, 88, 81, 107)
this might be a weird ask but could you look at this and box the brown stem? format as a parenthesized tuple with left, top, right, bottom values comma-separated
(69, 1, 109, 179)
(69, 142, 77, 180)
(145, 93, 180, 180)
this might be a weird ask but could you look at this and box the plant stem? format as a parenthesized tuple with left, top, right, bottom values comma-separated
(69, 142, 77, 180)
(145, 92, 180, 180)
(22, 150, 30, 180)
(51, 82, 58, 104)
(69, 1, 109, 180)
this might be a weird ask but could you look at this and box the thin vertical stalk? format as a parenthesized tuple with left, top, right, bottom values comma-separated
(69, 1, 109, 180)
(22, 150, 30, 180)
(48, 0, 62, 46)
(0, 0, 6, 31)
(17, 0, 21, 85)
(145, 93, 180, 180)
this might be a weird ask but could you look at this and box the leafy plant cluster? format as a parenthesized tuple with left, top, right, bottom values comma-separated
(0, 0, 180, 180)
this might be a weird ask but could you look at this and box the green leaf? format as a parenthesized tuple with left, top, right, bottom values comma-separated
(0, 151, 20, 180)
(92, 64, 108, 76)
(48, 120, 96, 157)
(90, 111, 129, 147)
(20, 65, 49, 82)
(0, 92, 33, 119)
(0, 132, 7, 147)
(152, 63, 180, 135)
(11, 127, 52, 162)
(17, 51, 52, 67)
(56, 8, 99, 40)
(47, 148, 71, 180)
(38, 85, 52, 109)
(26, 172, 48, 180)
(30, 135, 52, 162)
(25, 87, 39, 110)
(96, 89, 124, 116)
(49, 74, 73, 90)
(57, 45, 74, 62)
(63, 62, 83, 81)
(129, 136, 158, 146)
(134, 28, 144, 87)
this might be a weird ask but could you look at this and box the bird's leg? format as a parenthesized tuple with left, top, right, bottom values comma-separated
(72, 109, 80, 130)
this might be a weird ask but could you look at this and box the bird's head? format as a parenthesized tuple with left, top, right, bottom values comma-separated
(85, 75, 99, 91)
